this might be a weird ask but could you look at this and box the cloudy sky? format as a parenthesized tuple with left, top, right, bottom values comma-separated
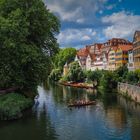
(45, 0, 140, 48)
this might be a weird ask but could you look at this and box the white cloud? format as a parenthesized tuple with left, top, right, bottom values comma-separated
(45, 0, 108, 23)
(82, 35, 91, 41)
(106, 4, 116, 10)
(57, 28, 96, 46)
(102, 11, 140, 39)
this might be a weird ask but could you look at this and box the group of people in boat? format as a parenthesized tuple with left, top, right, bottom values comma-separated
(70, 100, 90, 105)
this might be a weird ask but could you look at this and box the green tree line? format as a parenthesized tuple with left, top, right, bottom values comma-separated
(0, 0, 60, 92)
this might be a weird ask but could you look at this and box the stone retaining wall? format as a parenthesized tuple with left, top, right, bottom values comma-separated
(118, 82, 140, 103)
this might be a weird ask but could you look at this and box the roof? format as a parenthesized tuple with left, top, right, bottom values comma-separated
(89, 54, 96, 61)
(95, 43, 103, 50)
(77, 47, 89, 57)
(108, 38, 131, 43)
(118, 44, 133, 51)
(103, 38, 132, 47)
(134, 31, 140, 36)
(64, 63, 68, 67)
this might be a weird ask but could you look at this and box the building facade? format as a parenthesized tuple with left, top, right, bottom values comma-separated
(133, 31, 140, 70)
(75, 38, 133, 71)
(128, 49, 134, 71)
(108, 47, 117, 70)
(63, 63, 69, 76)
(115, 45, 132, 69)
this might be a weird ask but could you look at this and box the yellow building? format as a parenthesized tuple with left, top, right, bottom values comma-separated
(133, 31, 140, 70)
(103, 38, 132, 71)
(108, 46, 117, 70)
(116, 45, 132, 69)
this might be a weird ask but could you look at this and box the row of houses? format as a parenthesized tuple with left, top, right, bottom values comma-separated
(75, 31, 140, 71)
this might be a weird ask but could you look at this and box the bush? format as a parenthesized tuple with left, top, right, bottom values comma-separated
(59, 75, 68, 83)
(86, 70, 102, 86)
(0, 93, 33, 120)
(115, 65, 128, 81)
(100, 71, 119, 90)
(126, 71, 139, 84)
(67, 61, 85, 82)
(49, 69, 62, 81)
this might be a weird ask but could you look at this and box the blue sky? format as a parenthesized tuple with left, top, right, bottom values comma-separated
(45, 0, 140, 49)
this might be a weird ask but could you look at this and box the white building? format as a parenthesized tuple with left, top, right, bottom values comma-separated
(128, 49, 134, 71)
(76, 43, 105, 71)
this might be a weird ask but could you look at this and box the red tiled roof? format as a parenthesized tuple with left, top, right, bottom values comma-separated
(86, 45, 92, 51)
(118, 44, 133, 51)
(77, 47, 89, 57)
(89, 54, 96, 61)
(103, 38, 132, 47)
(95, 43, 103, 51)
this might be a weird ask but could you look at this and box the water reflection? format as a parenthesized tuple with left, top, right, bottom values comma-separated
(0, 83, 140, 140)
(105, 107, 127, 130)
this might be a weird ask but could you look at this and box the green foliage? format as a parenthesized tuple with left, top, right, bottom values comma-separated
(67, 61, 85, 82)
(0, 0, 60, 91)
(100, 71, 119, 90)
(49, 69, 62, 81)
(59, 75, 68, 83)
(126, 71, 139, 84)
(115, 65, 128, 81)
(0, 93, 33, 120)
(86, 70, 102, 86)
(54, 48, 76, 70)
(135, 69, 140, 80)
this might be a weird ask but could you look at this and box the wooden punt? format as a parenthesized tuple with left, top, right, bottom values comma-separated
(68, 101, 96, 107)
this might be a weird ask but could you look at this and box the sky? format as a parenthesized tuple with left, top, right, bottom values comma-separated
(45, 0, 140, 49)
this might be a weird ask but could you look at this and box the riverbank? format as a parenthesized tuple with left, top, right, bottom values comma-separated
(118, 82, 140, 104)
(60, 82, 94, 89)
(0, 93, 33, 120)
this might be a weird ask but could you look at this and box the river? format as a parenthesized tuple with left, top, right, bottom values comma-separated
(0, 83, 140, 140)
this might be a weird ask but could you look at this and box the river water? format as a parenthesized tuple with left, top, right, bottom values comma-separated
(0, 83, 140, 140)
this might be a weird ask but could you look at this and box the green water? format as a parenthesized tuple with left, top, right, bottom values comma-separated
(0, 83, 140, 140)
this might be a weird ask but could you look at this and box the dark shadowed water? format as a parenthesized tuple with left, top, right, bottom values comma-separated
(0, 83, 140, 140)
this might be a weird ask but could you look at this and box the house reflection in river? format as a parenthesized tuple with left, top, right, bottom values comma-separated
(105, 107, 126, 129)
(118, 95, 140, 140)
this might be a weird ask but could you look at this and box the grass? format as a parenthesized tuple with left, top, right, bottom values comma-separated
(0, 93, 33, 120)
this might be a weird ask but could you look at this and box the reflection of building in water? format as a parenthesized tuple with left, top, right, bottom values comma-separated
(62, 86, 67, 100)
(131, 118, 140, 140)
(118, 95, 140, 118)
(86, 89, 96, 94)
(84, 94, 88, 101)
(105, 107, 126, 129)
(118, 96, 140, 140)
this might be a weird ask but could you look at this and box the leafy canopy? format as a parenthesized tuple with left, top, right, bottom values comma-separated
(0, 0, 60, 91)
(67, 61, 85, 82)
(54, 48, 76, 70)
(49, 68, 62, 81)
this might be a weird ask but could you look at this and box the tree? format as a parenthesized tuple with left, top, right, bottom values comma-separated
(126, 71, 139, 84)
(86, 70, 102, 87)
(0, 0, 60, 92)
(67, 61, 85, 82)
(49, 69, 62, 81)
(115, 65, 128, 80)
(54, 48, 76, 70)
(100, 71, 119, 90)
